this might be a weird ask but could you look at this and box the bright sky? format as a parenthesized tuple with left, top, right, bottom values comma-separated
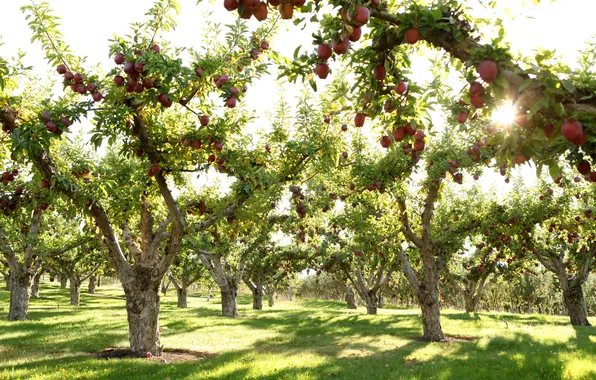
(1, 0, 594, 192)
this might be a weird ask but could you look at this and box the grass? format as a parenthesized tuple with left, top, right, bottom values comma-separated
(0, 281, 595, 379)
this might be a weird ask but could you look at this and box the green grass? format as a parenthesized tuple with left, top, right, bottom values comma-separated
(0, 281, 595, 379)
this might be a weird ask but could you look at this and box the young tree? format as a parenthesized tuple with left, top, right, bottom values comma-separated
(168, 244, 208, 308)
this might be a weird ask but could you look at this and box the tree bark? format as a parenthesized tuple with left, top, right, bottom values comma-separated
(161, 277, 171, 296)
(378, 295, 385, 308)
(267, 292, 274, 307)
(31, 271, 42, 298)
(221, 284, 238, 317)
(88, 275, 96, 294)
(345, 285, 357, 309)
(122, 277, 162, 355)
(252, 287, 263, 310)
(8, 269, 32, 321)
(69, 274, 81, 306)
(176, 287, 188, 308)
(97, 276, 101, 287)
(419, 286, 445, 341)
(464, 294, 476, 313)
(59, 274, 68, 289)
(563, 283, 591, 326)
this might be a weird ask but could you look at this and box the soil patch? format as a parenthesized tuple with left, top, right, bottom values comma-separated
(93, 348, 212, 363)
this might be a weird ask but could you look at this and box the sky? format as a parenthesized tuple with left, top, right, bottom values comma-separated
(1, 0, 595, 193)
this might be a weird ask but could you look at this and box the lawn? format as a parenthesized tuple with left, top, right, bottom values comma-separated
(0, 281, 595, 379)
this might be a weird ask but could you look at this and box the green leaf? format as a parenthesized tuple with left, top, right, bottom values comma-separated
(547, 161, 560, 181)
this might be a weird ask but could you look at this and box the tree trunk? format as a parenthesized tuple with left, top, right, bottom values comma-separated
(563, 283, 591, 326)
(345, 285, 357, 309)
(378, 295, 385, 308)
(365, 291, 378, 315)
(8, 269, 32, 321)
(220, 285, 238, 317)
(464, 294, 476, 313)
(418, 286, 445, 341)
(88, 275, 96, 294)
(69, 275, 81, 306)
(252, 287, 263, 310)
(97, 276, 101, 287)
(288, 283, 293, 301)
(161, 277, 171, 296)
(267, 292, 274, 307)
(122, 277, 162, 355)
(176, 287, 188, 308)
(31, 271, 42, 298)
(59, 274, 68, 289)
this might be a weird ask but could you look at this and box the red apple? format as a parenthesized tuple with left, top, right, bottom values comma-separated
(315, 63, 329, 79)
(373, 65, 386, 81)
(543, 124, 554, 138)
(456, 112, 468, 124)
(279, 2, 293, 19)
(332, 38, 350, 55)
(414, 129, 425, 141)
(470, 81, 484, 96)
(470, 95, 484, 109)
(404, 28, 420, 44)
(114, 75, 125, 86)
(392, 127, 405, 141)
(380, 135, 392, 148)
(561, 120, 583, 144)
(396, 81, 407, 95)
(226, 97, 237, 108)
(577, 160, 591, 175)
(317, 44, 332, 60)
(404, 123, 415, 135)
(114, 53, 125, 65)
(352, 5, 370, 26)
(478, 60, 498, 83)
(413, 140, 425, 151)
(56, 64, 67, 74)
(354, 113, 366, 127)
(349, 26, 362, 42)
(254, 2, 268, 20)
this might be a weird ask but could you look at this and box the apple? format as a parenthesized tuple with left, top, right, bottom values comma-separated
(195, 67, 205, 77)
(404, 123, 415, 135)
(396, 81, 407, 95)
(577, 160, 591, 175)
(45, 121, 58, 133)
(470, 81, 484, 96)
(342, 151, 349, 159)
(92, 92, 103, 102)
(60, 117, 70, 127)
(354, 113, 366, 127)
(404, 28, 420, 44)
(291, 0, 305, 6)
(56, 64, 67, 74)
(370, 0, 380, 8)
(380, 135, 392, 148)
(73, 73, 84, 84)
(414, 129, 425, 141)
(224, 0, 239, 11)
(543, 124, 554, 138)
(42, 111, 52, 122)
(114, 53, 125, 64)
(478, 60, 498, 83)
(226, 97, 237, 108)
(214, 141, 224, 151)
(392, 127, 405, 141)
(114, 75, 125, 86)
(41, 180, 50, 189)
(142, 78, 154, 89)
(470, 95, 484, 108)
(352, 5, 370, 26)
(332, 38, 350, 55)
(373, 65, 386, 81)
(260, 41, 270, 50)
(413, 140, 425, 151)
(317, 44, 332, 60)
(123, 62, 135, 74)
(279, 2, 293, 19)
(64, 71, 74, 80)
(561, 120, 584, 145)
(200, 115, 210, 126)
(192, 140, 202, 150)
(341, 124, 348, 132)
(456, 112, 468, 124)
(315, 63, 329, 79)
(349, 26, 362, 42)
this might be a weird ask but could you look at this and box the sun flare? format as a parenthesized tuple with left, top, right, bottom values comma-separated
(492, 104, 516, 125)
